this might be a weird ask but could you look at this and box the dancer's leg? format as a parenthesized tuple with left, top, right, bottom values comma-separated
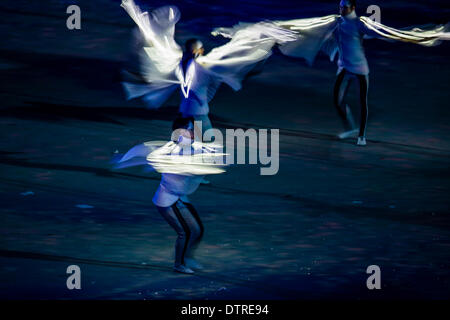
(333, 69, 354, 131)
(179, 201, 204, 270)
(171, 200, 203, 270)
(174, 201, 202, 256)
(181, 201, 204, 258)
(156, 203, 190, 268)
(156, 200, 200, 273)
(357, 74, 369, 138)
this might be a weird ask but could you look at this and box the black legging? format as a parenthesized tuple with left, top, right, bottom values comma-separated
(156, 200, 204, 267)
(333, 69, 369, 137)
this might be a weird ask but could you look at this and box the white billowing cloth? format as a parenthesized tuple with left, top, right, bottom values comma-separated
(116, 140, 227, 175)
(120, 0, 297, 113)
(268, 13, 450, 72)
(115, 139, 227, 207)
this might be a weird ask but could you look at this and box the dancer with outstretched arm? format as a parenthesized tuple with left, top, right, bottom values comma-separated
(277, 0, 449, 145)
(212, 0, 450, 145)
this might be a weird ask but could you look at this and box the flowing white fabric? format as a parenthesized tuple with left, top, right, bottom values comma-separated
(120, 0, 182, 80)
(115, 140, 227, 176)
(268, 15, 340, 66)
(360, 16, 450, 46)
(206, 21, 298, 90)
(120, 0, 182, 108)
(120, 0, 297, 110)
(269, 14, 450, 66)
(147, 141, 227, 175)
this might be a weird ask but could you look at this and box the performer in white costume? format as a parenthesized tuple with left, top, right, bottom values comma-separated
(115, 116, 227, 274)
(120, 0, 297, 140)
(213, 0, 449, 146)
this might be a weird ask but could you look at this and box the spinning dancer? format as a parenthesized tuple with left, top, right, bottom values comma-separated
(218, 0, 449, 145)
(115, 116, 227, 274)
(120, 0, 296, 140)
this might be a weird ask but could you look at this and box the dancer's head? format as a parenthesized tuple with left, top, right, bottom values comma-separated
(172, 116, 195, 144)
(184, 38, 204, 58)
(339, 0, 356, 16)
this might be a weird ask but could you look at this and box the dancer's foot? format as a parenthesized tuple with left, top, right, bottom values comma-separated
(337, 129, 359, 139)
(185, 258, 204, 270)
(173, 264, 195, 274)
(357, 136, 367, 146)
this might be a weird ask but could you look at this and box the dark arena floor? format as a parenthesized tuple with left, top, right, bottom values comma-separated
(0, 0, 449, 300)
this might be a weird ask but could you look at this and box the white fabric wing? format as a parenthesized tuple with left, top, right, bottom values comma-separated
(121, 0, 182, 79)
(113, 140, 168, 169)
(273, 15, 339, 65)
(147, 141, 228, 175)
(114, 140, 228, 175)
(121, 0, 183, 107)
(202, 21, 298, 91)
